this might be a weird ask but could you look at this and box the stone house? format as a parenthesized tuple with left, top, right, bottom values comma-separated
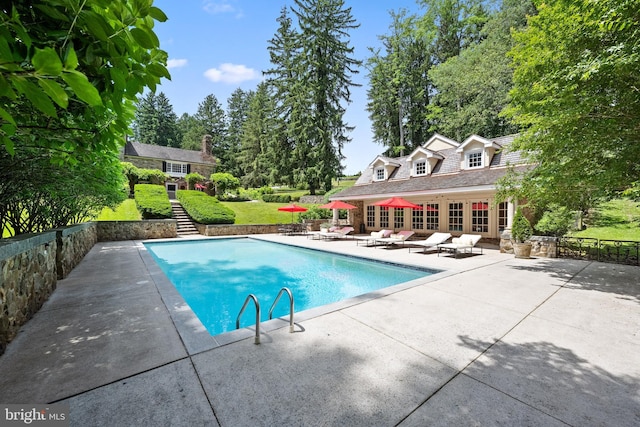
(123, 136, 216, 198)
(330, 133, 529, 240)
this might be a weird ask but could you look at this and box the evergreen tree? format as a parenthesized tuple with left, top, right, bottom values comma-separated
(195, 94, 227, 167)
(155, 93, 181, 147)
(133, 92, 181, 147)
(366, 10, 433, 154)
(290, 0, 361, 193)
(177, 113, 205, 151)
(264, 7, 304, 187)
(133, 92, 158, 145)
(225, 88, 254, 177)
(238, 83, 275, 188)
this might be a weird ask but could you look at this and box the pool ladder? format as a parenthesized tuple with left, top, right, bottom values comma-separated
(236, 287, 295, 345)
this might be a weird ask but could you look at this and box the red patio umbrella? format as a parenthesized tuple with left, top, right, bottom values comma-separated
(372, 197, 422, 210)
(472, 202, 489, 210)
(278, 203, 308, 223)
(318, 200, 358, 210)
(319, 200, 358, 225)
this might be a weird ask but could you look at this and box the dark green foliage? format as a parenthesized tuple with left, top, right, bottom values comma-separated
(238, 83, 275, 188)
(196, 95, 227, 168)
(265, 0, 361, 194)
(177, 190, 235, 224)
(133, 92, 182, 147)
(134, 184, 172, 219)
(262, 194, 292, 203)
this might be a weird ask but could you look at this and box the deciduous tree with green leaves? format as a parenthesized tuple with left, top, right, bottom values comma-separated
(501, 0, 640, 211)
(0, 0, 170, 163)
(0, 0, 169, 236)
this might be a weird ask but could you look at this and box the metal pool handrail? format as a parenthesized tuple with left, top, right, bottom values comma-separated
(236, 294, 260, 344)
(268, 287, 295, 333)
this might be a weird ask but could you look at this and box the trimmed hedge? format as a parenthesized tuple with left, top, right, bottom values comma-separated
(134, 184, 172, 219)
(262, 194, 291, 203)
(177, 190, 235, 224)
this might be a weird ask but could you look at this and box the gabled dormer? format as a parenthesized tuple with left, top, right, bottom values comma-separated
(422, 133, 460, 151)
(457, 135, 501, 170)
(406, 147, 444, 177)
(369, 156, 401, 181)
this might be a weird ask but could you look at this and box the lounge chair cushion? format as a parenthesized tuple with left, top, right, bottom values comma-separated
(371, 230, 384, 238)
(381, 229, 393, 238)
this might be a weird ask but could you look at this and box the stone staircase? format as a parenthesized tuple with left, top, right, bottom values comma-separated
(171, 201, 200, 236)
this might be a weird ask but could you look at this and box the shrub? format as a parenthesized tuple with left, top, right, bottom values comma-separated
(177, 190, 235, 224)
(262, 194, 291, 203)
(185, 172, 206, 190)
(210, 172, 241, 196)
(512, 208, 533, 243)
(535, 204, 576, 237)
(134, 184, 172, 219)
(299, 206, 331, 221)
(136, 168, 167, 185)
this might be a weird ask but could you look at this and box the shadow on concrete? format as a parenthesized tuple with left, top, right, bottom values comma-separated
(508, 258, 640, 303)
(458, 335, 639, 426)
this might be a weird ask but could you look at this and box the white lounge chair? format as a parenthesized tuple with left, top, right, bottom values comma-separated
(352, 229, 393, 246)
(408, 232, 452, 253)
(375, 230, 415, 248)
(319, 226, 354, 240)
(437, 234, 483, 258)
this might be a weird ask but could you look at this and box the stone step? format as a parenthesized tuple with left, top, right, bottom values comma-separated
(170, 201, 200, 236)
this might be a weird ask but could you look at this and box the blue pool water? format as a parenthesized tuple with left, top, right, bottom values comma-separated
(144, 238, 434, 335)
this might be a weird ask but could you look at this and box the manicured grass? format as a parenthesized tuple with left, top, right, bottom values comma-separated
(96, 199, 141, 221)
(570, 199, 640, 241)
(220, 201, 318, 225)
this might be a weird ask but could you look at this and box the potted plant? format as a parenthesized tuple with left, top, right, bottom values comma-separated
(511, 208, 533, 258)
(319, 222, 332, 233)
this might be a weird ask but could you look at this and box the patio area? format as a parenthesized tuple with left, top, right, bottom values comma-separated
(0, 234, 638, 426)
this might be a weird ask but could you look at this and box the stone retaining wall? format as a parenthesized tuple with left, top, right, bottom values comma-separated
(500, 230, 557, 258)
(96, 220, 177, 241)
(197, 223, 280, 236)
(56, 223, 97, 279)
(0, 232, 58, 355)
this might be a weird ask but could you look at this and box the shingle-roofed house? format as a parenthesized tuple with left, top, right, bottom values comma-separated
(123, 137, 216, 198)
(330, 133, 528, 239)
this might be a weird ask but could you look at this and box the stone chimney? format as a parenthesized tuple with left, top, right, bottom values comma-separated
(201, 134, 212, 155)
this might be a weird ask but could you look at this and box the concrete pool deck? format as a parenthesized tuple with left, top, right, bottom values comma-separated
(0, 234, 638, 426)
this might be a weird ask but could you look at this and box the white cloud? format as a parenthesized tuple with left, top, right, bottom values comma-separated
(167, 59, 188, 69)
(204, 63, 260, 84)
(202, 1, 234, 14)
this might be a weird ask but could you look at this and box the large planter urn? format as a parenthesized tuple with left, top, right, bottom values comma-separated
(513, 242, 532, 259)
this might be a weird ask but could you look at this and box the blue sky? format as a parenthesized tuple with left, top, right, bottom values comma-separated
(152, 0, 424, 175)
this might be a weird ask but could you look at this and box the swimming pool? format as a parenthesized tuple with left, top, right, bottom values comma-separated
(144, 238, 435, 336)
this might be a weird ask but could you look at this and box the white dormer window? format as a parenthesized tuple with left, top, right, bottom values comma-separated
(415, 160, 427, 176)
(466, 151, 483, 168)
(375, 167, 385, 181)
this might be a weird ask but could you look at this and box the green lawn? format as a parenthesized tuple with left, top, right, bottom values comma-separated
(95, 199, 141, 221)
(570, 199, 640, 241)
(221, 201, 319, 224)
